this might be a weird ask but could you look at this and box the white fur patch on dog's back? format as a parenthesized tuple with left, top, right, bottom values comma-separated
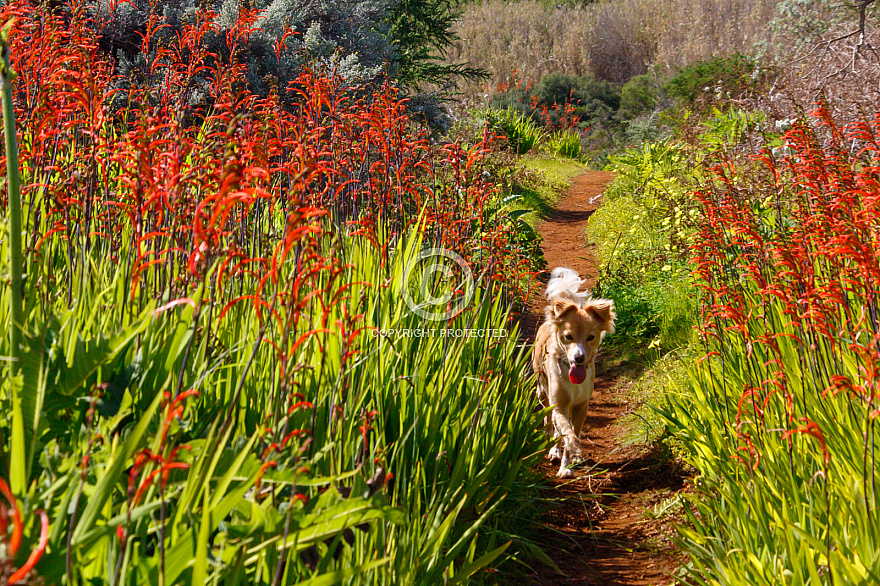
(546, 267, 589, 303)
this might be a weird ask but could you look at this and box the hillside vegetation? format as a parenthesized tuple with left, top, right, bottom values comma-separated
(1, 0, 880, 584)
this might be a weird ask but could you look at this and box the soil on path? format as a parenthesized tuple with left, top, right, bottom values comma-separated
(521, 171, 685, 585)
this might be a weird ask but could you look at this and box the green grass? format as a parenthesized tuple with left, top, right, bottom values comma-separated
(521, 154, 587, 184)
(614, 352, 690, 448)
(507, 155, 587, 225)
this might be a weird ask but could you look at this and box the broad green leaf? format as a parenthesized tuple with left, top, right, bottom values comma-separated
(72, 389, 163, 546)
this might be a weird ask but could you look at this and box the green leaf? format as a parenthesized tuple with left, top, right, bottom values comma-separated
(447, 542, 510, 586)
(296, 557, 390, 585)
(71, 389, 163, 546)
(52, 307, 152, 397)
(192, 489, 211, 585)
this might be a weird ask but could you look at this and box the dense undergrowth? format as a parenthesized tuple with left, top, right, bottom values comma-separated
(0, 2, 548, 583)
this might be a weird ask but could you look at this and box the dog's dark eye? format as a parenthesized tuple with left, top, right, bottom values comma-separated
(564, 333, 573, 341)
(587, 335, 595, 341)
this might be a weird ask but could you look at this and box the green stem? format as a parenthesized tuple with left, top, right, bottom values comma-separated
(1, 20, 25, 495)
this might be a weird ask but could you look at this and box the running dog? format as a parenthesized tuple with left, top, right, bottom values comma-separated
(532, 268, 616, 478)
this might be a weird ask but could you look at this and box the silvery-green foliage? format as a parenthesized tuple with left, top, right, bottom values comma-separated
(771, 0, 849, 48)
(216, 0, 396, 91)
(87, 0, 480, 122)
(91, 0, 396, 107)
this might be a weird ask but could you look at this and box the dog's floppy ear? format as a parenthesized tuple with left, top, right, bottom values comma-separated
(585, 298, 616, 333)
(546, 297, 578, 321)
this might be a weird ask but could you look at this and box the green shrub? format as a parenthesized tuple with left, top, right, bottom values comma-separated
(619, 73, 659, 119)
(532, 72, 582, 107)
(595, 269, 694, 352)
(490, 72, 622, 130)
(586, 139, 700, 353)
(0, 225, 545, 584)
(624, 113, 671, 145)
(535, 72, 621, 126)
(771, 0, 841, 47)
(663, 53, 758, 107)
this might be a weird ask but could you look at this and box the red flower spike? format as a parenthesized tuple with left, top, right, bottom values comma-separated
(782, 418, 830, 467)
(254, 460, 277, 492)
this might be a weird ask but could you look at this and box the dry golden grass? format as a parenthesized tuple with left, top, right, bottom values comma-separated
(447, 1, 593, 104)
(449, 0, 778, 101)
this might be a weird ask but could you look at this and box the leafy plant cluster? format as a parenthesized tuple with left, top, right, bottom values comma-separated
(663, 53, 763, 110)
(0, 2, 544, 583)
(478, 55, 771, 158)
(661, 104, 880, 584)
(490, 72, 621, 139)
(586, 106, 773, 354)
(483, 106, 548, 155)
(586, 139, 700, 353)
(484, 69, 676, 156)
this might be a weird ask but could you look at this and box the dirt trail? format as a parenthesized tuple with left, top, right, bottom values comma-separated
(521, 171, 684, 585)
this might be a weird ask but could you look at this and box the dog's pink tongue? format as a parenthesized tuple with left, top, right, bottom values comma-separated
(569, 364, 587, 385)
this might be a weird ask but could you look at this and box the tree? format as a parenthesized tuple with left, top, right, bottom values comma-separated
(385, 0, 486, 89)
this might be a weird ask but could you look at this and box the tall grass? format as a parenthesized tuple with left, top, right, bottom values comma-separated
(661, 105, 880, 584)
(0, 223, 543, 583)
(449, 0, 778, 100)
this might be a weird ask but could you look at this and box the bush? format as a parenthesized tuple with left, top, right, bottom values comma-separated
(596, 273, 693, 351)
(534, 72, 621, 126)
(586, 138, 701, 353)
(623, 113, 671, 145)
(619, 73, 659, 119)
(88, 0, 480, 109)
(663, 53, 759, 107)
(490, 72, 621, 132)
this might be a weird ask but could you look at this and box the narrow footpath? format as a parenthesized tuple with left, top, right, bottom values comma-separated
(521, 171, 685, 585)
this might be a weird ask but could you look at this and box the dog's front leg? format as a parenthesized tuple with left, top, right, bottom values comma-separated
(537, 373, 563, 462)
(549, 400, 582, 478)
(571, 402, 589, 446)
